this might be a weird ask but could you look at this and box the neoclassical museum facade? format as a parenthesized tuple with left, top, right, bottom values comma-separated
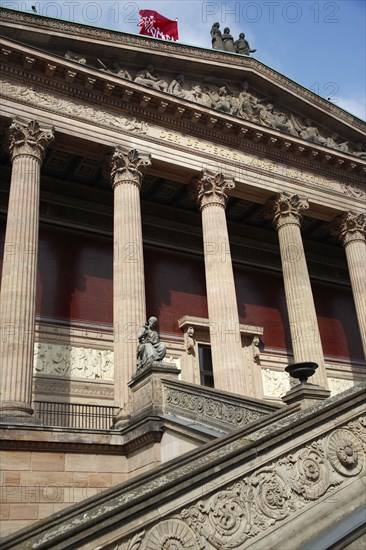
(0, 8, 365, 548)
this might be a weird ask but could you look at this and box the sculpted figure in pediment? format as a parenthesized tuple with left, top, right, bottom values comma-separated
(185, 84, 211, 107)
(292, 117, 328, 145)
(134, 65, 168, 92)
(353, 143, 366, 159)
(211, 85, 233, 113)
(65, 50, 86, 65)
(96, 58, 132, 80)
(324, 133, 349, 152)
(168, 74, 187, 98)
(257, 104, 299, 136)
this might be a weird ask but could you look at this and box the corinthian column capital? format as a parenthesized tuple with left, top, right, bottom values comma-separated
(110, 147, 151, 189)
(195, 171, 235, 210)
(9, 118, 54, 162)
(330, 212, 366, 247)
(264, 192, 309, 230)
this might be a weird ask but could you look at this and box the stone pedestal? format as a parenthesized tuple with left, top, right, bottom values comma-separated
(196, 171, 247, 395)
(110, 148, 151, 421)
(265, 193, 328, 388)
(0, 119, 54, 419)
(330, 212, 366, 359)
(282, 383, 331, 409)
(129, 361, 181, 419)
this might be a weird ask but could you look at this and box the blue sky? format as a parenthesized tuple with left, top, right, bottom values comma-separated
(2, 0, 365, 120)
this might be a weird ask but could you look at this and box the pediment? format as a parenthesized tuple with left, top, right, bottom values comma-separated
(1, 7, 366, 170)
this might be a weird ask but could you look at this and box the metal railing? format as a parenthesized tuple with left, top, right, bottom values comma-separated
(34, 401, 119, 430)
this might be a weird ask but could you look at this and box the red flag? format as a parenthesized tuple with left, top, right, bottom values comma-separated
(138, 10, 179, 41)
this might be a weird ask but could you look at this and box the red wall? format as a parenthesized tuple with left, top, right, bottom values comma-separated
(234, 264, 364, 360)
(0, 220, 363, 361)
(36, 225, 113, 325)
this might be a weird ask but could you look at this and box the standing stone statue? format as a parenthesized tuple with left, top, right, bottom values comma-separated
(210, 22, 224, 50)
(222, 27, 236, 52)
(136, 316, 166, 371)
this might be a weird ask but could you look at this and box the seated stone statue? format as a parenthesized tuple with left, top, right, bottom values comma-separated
(234, 33, 256, 55)
(136, 316, 166, 371)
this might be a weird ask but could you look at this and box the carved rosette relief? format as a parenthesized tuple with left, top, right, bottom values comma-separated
(195, 171, 235, 210)
(330, 212, 366, 247)
(327, 428, 364, 476)
(141, 520, 196, 549)
(9, 118, 54, 162)
(110, 147, 151, 189)
(119, 416, 365, 550)
(264, 192, 309, 230)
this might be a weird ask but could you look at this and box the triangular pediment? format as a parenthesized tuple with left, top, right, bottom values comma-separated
(1, 7, 366, 173)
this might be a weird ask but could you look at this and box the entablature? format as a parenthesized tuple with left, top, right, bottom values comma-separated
(1, 26, 366, 180)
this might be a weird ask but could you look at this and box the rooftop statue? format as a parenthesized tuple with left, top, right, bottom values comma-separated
(234, 33, 257, 55)
(222, 27, 236, 53)
(210, 22, 224, 50)
(210, 25, 256, 55)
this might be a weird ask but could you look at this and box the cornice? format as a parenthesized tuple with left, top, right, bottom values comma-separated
(0, 7, 364, 134)
(0, 31, 365, 179)
(1, 67, 365, 187)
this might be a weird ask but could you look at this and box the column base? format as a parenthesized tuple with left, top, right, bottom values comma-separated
(282, 382, 331, 409)
(0, 401, 41, 425)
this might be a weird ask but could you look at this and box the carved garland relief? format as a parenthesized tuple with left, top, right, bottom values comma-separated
(120, 416, 365, 549)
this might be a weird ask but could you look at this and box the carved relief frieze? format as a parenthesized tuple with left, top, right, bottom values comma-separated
(0, 78, 148, 135)
(262, 368, 291, 398)
(34, 342, 114, 380)
(95, 61, 365, 158)
(328, 377, 355, 397)
(120, 415, 366, 550)
(165, 387, 267, 428)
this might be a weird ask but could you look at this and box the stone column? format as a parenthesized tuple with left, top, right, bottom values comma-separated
(110, 147, 151, 420)
(330, 212, 366, 358)
(196, 171, 247, 394)
(0, 119, 54, 418)
(265, 192, 328, 388)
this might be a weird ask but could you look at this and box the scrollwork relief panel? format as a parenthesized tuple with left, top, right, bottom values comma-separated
(119, 416, 365, 550)
(165, 387, 267, 428)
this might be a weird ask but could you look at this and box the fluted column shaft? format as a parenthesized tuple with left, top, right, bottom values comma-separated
(110, 148, 151, 416)
(197, 171, 247, 394)
(0, 119, 54, 416)
(331, 212, 366, 358)
(266, 193, 328, 388)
